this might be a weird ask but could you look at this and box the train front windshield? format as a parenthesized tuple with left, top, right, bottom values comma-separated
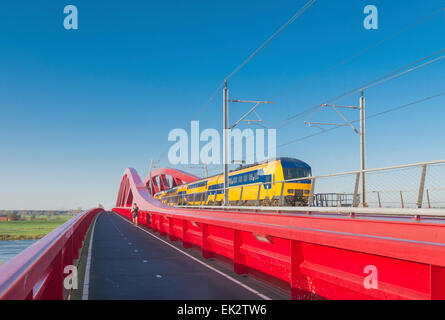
(283, 168, 312, 180)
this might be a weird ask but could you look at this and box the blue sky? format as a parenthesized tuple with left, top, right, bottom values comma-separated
(0, 0, 444, 210)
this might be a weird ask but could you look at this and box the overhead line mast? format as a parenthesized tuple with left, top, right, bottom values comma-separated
(223, 80, 229, 206)
(359, 90, 367, 207)
(306, 89, 367, 207)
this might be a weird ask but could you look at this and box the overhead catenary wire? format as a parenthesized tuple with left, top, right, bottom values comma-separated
(193, 0, 317, 120)
(159, 5, 444, 164)
(158, 0, 318, 163)
(327, 49, 445, 104)
(163, 48, 445, 166)
(191, 6, 444, 135)
(271, 7, 445, 128)
(278, 7, 445, 97)
(224, 0, 317, 81)
(278, 91, 445, 148)
(276, 47, 445, 129)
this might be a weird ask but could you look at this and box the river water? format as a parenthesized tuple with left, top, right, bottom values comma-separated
(0, 240, 38, 265)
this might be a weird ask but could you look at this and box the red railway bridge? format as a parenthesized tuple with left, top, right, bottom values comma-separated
(1, 161, 445, 300)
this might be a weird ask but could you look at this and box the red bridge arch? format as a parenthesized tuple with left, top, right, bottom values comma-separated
(115, 167, 199, 208)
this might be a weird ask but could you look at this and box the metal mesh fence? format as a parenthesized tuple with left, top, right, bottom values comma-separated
(365, 166, 422, 209)
(311, 162, 445, 209)
(422, 163, 445, 208)
(156, 160, 445, 210)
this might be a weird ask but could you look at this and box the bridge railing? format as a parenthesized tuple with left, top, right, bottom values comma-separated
(112, 205, 445, 300)
(0, 208, 103, 300)
(157, 160, 445, 211)
(113, 162, 445, 300)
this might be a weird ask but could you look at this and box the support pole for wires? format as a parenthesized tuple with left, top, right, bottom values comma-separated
(148, 159, 154, 195)
(305, 90, 368, 207)
(359, 89, 367, 207)
(222, 84, 273, 206)
(223, 80, 229, 206)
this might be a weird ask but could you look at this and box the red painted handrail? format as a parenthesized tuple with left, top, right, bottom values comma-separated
(0, 208, 103, 300)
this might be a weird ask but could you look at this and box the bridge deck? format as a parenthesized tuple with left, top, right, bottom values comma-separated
(86, 212, 273, 300)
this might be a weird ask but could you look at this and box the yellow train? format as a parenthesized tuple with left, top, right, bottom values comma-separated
(154, 158, 312, 207)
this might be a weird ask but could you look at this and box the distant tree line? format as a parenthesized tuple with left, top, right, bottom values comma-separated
(0, 209, 83, 221)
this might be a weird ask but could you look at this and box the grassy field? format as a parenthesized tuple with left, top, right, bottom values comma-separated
(0, 215, 75, 240)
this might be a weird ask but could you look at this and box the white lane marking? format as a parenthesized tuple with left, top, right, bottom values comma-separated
(113, 212, 271, 300)
(82, 213, 100, 300)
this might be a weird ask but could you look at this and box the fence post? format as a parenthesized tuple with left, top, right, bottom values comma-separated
(238, 187, 243, 206)
(427, 189, 431, 209)
(416, 165, 427, 209)
(308, 178, 316, 207)
(280, 182, 285, 206)
(256, 185, 261, 206)
(400, 191, 405, 209)
(352, 173, 360, 207)
(377, 191, 382, 208)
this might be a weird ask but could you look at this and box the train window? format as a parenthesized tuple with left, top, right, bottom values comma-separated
(283, 168, 312, 180)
